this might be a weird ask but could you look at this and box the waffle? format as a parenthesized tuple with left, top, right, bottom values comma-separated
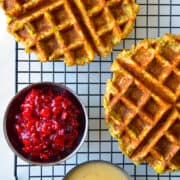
(1, 0, 139, 66)
(73, 0, 139, 57)
(104, 34, 180, 173)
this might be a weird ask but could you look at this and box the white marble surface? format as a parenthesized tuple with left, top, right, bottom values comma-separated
(0, 9, 15, 180)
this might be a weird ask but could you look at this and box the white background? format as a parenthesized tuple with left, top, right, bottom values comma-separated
(0, 9, 14, 180)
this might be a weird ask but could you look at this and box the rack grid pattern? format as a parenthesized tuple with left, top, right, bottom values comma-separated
(15, 0, 180, 179)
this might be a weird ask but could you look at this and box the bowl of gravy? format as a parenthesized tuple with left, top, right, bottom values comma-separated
(64, 160, 130, 180)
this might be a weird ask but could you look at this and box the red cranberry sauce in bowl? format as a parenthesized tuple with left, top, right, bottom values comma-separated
(4, 83, 87, 164)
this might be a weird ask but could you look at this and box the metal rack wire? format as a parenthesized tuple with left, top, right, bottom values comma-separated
(14, 1, 180, 179)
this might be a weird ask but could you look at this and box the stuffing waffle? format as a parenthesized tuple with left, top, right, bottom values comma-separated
(1, 0, 139, 66)
(104, 34, 180, 173)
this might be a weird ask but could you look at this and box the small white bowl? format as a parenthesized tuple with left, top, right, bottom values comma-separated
(64, 160, 131, 180)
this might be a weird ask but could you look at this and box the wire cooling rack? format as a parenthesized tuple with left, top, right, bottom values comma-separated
(14, 0, 180, 179)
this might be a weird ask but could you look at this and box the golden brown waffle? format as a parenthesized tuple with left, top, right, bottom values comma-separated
(1, 0, 139, 66)
(73, 0, 139, 57)
(104, 34, 180, 173)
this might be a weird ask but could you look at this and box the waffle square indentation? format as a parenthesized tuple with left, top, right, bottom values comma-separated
(51, 5, 69, 25)
(143, 97, 162, 119)
(40, 35, 59, 56)
(128, 115, 150, 138)
(125, 83, 145, 106)
(154, 136, 179, 158)
(60, 26, 81, 46)
(164, 72, 180, 93)
(83, 0, 100, 10)
(91, 10, 108, 31)
(31, 15, 52, 34)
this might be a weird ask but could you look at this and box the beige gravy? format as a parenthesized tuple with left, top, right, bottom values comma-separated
(65, 162, 129, 180)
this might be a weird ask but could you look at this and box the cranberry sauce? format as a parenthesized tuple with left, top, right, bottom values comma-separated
(5, 83, 86, 163)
